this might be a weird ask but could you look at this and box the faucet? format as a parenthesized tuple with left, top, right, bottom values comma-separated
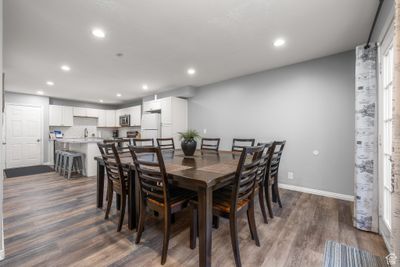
(84, 128, 88, 138)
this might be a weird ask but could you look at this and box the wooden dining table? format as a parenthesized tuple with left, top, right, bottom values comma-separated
(95, 149, 242, 267)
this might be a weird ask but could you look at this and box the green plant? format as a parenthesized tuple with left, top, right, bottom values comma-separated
(178, 129, 201, 141)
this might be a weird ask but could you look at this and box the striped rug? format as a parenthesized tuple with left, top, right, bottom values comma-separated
(323, 240, 388, 267)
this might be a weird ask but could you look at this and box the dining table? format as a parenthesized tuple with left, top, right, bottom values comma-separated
(95, 149, 242, 267)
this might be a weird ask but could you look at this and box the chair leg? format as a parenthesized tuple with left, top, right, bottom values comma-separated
(171, 214, 176, 224)
(258, 186, 268, 224)
(273, 183, 282, 208)
(117, 194, 126, 232)
(247, 202, 260, 247)
(105, 182, 113, 220)
(229, 216, 242, 267)
(67, 156, 73, 179)
(246, 211, 254, 240)
(161, 211, 171, 265)
(135, 199, 146, 244)
(190, 207, 197, 249)
(212, 215, 220, 229)
(265, 183, 274, 219)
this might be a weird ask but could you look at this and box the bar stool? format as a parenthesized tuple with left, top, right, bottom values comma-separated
(62, 152, 85, 179)
(57, 150, 70, 175)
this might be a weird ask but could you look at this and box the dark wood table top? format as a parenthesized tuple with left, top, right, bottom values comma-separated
(96, 150, 243, 188)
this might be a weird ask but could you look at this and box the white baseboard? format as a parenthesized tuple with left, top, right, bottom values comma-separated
(279, 183, 354, 202)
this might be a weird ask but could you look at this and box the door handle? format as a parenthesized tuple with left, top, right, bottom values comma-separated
(37, 139, 41, 142)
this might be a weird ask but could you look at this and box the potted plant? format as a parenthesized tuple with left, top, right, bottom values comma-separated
(178, 129, 200, 156)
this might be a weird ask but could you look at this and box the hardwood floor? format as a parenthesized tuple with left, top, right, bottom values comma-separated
(1, 172, 387, 267)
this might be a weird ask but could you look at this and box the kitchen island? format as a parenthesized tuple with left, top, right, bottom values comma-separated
(55, 138, 103, 177)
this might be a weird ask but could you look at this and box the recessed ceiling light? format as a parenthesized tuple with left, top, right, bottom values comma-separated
(187, 68, 196, 75)
(142, 84, 148, 90)
(37, 90, 44, 95)
(273, 38, 286, 47)
(46, 81, 54, 86)
(61, 65, 71, 71)
(116, 93, 122, 97)
(92, 28, 106, 38)
(99, 99, 104, 103)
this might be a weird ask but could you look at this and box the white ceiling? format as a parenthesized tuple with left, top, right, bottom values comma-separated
(4, 0, 378, 104)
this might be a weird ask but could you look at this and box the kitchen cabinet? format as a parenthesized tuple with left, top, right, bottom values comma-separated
(160, 97, 172, 124)
(86, 108, 99, 117)
(143, 99, 161, 112)
(97, 109, 106, 127)
(73, 107, 87, 117)
(49, 105, 73, 126)
(130, 105, 142, 126)
(105, 110, 116, 127)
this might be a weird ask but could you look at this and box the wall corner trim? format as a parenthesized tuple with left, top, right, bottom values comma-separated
(279, 183, 355, 202)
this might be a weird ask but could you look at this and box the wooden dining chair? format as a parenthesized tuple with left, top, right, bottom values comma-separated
(129, 146, 196, 265)
(156, 138, 175, 150)
(103, 138, 131, 153)
(267, 141, 286, 217)
(200, 138, 220, 151)
(190, 145, 264, 267)
(232, 138, 255, 152)
(132, 138, 155, 147)
(97, 143, 129, 232)
(255, 142, 274, 223)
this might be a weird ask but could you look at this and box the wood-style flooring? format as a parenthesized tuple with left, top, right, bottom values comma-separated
(1, 172, 387, 267)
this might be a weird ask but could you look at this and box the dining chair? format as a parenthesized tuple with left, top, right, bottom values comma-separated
(97, 143, 129, 232)
(200, 138, 220, 151)
(129, 146, 196, 265)
(267, 141, 286, 217)
(156, 138, 175, 150)
(231, 138, 255, 152)
(132, 138, 155, 147)
(190, 145, 264, 267)
(103, 138, 131, 153)
(255, 142, 274, 223)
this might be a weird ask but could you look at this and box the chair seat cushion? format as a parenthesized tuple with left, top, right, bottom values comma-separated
(147, 187, 196, 211)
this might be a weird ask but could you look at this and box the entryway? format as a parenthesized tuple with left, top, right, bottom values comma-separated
(5, 104, 43, 168)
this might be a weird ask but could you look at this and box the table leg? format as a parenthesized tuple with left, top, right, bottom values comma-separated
(128, 169, 136, 230)
(135, 170, 140, 228)
(97, 161, 105, 208)
(198, 187, 212, 267)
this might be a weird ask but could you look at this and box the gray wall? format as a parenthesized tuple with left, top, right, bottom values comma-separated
(5, 92, 50, 162)
(371, 0, 395, 43)
(188, 50, 355, 196)
(50, 98, 118, 110)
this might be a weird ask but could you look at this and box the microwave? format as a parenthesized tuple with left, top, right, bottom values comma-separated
(119, 115, 130, 127)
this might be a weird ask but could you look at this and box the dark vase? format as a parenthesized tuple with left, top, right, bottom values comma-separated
(181, 139, 197, 156)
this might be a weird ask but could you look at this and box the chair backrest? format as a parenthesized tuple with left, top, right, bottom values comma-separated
(256, 142, 274, 184)
(97, 143, 126, 192)
(232, 138, 255, 152)
(230, 145, 264, 212)
(129, 146, 170, 207)
(133, 138, 155, 147)
(269, 141, 286, 179)
(103, 138, 131, 153)
(156, 138, 175, 150)
(201, 138, 220, 151)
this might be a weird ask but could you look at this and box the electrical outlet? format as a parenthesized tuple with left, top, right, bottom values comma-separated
(288, 172, 294, 180)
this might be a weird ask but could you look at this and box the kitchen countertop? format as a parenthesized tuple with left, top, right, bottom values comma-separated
(54, 138, 104, 144)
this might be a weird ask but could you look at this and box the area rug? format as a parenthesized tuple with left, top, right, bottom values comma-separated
(4, 165, 54, 178)
(323, 240, 388, 267)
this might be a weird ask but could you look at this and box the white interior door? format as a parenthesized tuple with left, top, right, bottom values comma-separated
(5, 104, 42, 168)
(379, 25, 394, 239)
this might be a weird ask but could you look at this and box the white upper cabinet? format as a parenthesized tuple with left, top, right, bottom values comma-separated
(130, 105, 142, 126)
(143, 99, 161, 112)
(61, 106, 73, 126)
(105, 110, 116, 127)
(73, 107, 87, 117)
(49, 105, 73, 126)
(86, 108, 99, 117)
(97, 109, 106, 127)
(160, 97, 172, 124)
